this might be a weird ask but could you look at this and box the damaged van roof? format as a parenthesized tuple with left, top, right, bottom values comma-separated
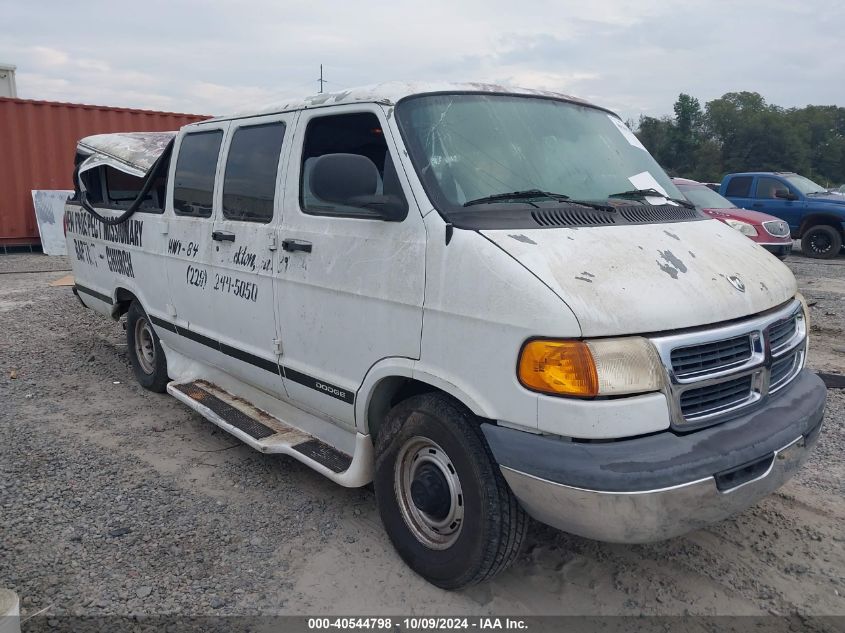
(205, 81, 609, 122)
(77, 131, 176, 173)
(74, 83, 611, 173)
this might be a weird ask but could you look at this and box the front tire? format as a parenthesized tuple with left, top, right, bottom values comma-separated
(126, 301, 169, 392)
(801, 225, 842, 259)
(374, 393, 528, 589)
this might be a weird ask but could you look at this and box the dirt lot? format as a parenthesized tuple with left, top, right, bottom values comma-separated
(1, 248, 843, 619)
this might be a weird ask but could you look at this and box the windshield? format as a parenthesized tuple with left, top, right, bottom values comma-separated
(784, 174, 827, 195)
(676, 183, 736, 208)
(395, 94, 682, 215)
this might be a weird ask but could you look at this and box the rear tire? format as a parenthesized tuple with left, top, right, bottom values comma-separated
(801, 225, 842, 259)
(126, 301, 169, 392)
(374, 393, 528, 589)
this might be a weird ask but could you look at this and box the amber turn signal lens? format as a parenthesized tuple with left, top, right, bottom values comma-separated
(518, 340, 599, 397)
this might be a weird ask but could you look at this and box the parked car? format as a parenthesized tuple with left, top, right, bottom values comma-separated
(65, 83, 826, 588)
(673, 178, 792, 259)
(720, 172, 845, 259)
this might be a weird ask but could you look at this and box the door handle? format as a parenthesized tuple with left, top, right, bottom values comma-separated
(212, 230, 236, 242)
(752, 203, 763, 208)
(282, 239, 312, 253)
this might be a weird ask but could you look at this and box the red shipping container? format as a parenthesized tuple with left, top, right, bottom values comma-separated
(0, 97, 208, 246)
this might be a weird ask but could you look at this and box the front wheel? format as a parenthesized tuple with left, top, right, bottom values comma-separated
(374, 393, 528, 589)
(801, 225, 842, 259)
(126, 301, 169, 392)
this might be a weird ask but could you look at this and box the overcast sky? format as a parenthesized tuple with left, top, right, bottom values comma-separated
(1, 0, 842, 122)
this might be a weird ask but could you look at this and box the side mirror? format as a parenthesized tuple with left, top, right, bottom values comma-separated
(310, 153, 407, 221)
(775, 188, 798, 201)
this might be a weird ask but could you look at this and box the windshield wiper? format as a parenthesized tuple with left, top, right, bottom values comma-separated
(607, 188, 696, 209)
(463, 189, 612, 211)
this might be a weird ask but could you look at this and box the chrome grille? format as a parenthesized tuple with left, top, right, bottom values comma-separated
(671, 334, 752, 378)
(768, 315, 797, 354)
(651, 300, 806, 428)
(679, 376, 754, 419)
(770, 350, 803, 393)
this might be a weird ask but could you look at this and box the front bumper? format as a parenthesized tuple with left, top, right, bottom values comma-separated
(482, 370, 826, 543)
(759, 241, 793, 259)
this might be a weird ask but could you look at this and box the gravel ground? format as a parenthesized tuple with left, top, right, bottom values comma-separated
(0, 249, 843, 621)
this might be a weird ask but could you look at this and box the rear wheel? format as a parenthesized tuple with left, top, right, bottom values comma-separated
(801, 225, 842, 259)
(126, 301, 169, 392)
(374, 393, 528, 589)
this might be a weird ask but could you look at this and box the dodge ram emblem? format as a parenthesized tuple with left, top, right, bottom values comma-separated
(728, 275, 746, 292)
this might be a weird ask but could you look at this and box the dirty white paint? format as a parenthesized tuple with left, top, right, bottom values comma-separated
(31, 190, 72, 255)
(483, 219, 797, 337)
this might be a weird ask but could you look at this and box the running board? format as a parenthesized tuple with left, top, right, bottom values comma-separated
(167, 379, 373, 486)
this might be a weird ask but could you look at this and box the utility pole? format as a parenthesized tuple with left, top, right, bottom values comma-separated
(318, 64, 326, 94)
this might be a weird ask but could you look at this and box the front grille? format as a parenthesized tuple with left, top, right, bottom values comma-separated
(770, 353, 800, 392)
(652, 300, 806, 428)
(763, 219, 790, 237)
(768, 315, 797, 354)
(680, 376, 754, 419)
(671, 334, 752, 378)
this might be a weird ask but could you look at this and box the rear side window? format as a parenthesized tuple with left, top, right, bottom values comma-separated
(76, 165, 166, 213)
(724, 176, 752, 198)
(173, 130, 223, 217)
(222, 122, 286, 223)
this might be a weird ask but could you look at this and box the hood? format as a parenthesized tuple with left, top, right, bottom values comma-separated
(806, 193, 845, 205)
(702, 207, 784, 225)
(483, 218, 797, 337)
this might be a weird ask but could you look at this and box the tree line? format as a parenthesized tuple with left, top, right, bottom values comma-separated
(635, 92, 845, 187)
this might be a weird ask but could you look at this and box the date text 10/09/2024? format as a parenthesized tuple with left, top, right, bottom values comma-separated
(307, 618, 529, 630)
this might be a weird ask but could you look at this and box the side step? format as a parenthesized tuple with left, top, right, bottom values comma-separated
(168, 380, 371, 484)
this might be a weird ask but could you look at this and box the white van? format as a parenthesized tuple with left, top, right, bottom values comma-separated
(65, 83, 827, 589)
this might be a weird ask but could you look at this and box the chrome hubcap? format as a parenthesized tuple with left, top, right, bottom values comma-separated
(134, 318, 156, 374)
(395, 436, 464, 550)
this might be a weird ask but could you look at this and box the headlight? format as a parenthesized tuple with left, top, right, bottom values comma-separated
(518, 337, 664, 397)
(724, 219, 758, 236)
(762, 219, 790, 237)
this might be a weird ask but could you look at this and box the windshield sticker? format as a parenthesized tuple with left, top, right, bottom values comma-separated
(608, 116, 647, 151)
(628, 171, 672, 205)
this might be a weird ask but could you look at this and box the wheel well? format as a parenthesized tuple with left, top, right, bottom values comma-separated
(366, 377, 441, 440)
(799, 215, 844, 238)
(113, 287, 138, 319)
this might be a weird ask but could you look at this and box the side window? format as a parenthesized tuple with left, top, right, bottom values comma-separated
(724, 176, 752, 198)
(755, 177, 786, 199)
(173, 130, 224, 217)
(80, 167, 104, 204)
(300, 112, 408, 219)
(222, 122, 286, 223)
(104, 166, 166, 213)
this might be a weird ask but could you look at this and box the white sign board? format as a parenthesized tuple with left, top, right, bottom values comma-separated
(31, 190, 72, 256)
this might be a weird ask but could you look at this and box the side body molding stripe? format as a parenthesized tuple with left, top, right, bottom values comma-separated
(148, 315, 353, 404)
